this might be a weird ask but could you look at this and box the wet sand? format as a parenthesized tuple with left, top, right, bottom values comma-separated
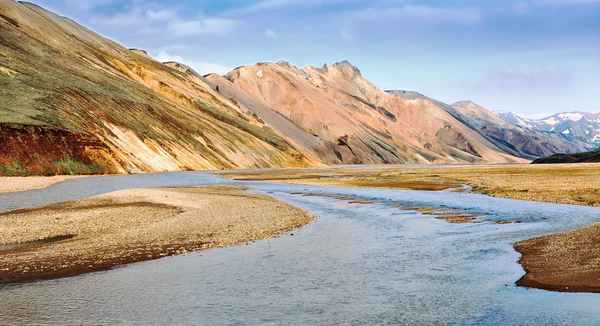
(0, 176, 84, 193)
(514, 223, 600, 293)
(0, 186, 313, 284)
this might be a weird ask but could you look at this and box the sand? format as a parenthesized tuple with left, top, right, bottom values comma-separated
(0, 186, 313, 284)
(0, 176, 83, 194)
(514, 223, 600, 293)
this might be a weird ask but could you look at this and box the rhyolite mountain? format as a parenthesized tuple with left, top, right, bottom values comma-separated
(0, 0, 591, 176)
(0, 0, 318, 176)
(208, 61, 527, 165)
(496, 111, 600, 146)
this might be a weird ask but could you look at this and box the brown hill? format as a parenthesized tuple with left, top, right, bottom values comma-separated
(0, 0, 317, 176)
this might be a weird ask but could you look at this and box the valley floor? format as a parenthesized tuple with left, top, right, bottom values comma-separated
(1, 164, 598, 293)
(0, 186, 313, 284)
(221, 163, 600, 207)
(222, 163, 600, 293)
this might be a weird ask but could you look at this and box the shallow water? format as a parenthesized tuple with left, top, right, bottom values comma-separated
(0, 171, 599, 325)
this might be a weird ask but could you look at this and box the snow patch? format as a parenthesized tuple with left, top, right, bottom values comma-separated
(256, 70, 263, 78)
(562, 129, 570, 135)
(542, 117, 560, 125)
(558, 113, 584, 121)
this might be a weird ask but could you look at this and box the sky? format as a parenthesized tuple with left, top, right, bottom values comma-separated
(29, 0, 600, 118)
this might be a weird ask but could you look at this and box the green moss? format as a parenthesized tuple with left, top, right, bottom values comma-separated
(0, 160, 29, 176)
(54, 158, 105, 175)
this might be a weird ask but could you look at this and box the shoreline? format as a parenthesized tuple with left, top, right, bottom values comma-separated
(514, 223, 600, 293)
(0, 175, 87, 194)
(220, 163, 600, 207)
(0, 186, 314, 285)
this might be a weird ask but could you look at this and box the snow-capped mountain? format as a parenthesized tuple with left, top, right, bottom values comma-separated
(496, 111, 600, 145)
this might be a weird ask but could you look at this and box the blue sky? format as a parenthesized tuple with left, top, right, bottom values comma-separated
(30, 0, 600, 118)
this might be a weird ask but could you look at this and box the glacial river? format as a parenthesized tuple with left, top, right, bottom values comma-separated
(0, 171, 599, 325)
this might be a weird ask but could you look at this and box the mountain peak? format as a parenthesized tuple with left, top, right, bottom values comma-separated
(326, 60, 361, 78)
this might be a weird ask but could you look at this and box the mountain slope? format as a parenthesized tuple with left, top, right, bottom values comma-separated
(532, 148, 600, 164)
(208, 61, 526, 164)
(388, 90, 592, 159)
(496, 111, 600, 145)
(0, 0, 316, 175)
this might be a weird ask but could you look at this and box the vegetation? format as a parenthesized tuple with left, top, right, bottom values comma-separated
(54, 158, 105, 175)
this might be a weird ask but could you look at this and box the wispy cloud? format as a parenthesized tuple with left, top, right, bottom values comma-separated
(229, 0, 356, 14)
(91, 4, 239, 37)
(535, 0, 600, 5)
(511, 0, 600, 16)
(64, 0, 114, 12)
(472, 66, 572, 91)
(340, 28, 354, 42)
(349, 5, 483, 25)
(265, 29, 278, 40)
(154, 50, 233, 76)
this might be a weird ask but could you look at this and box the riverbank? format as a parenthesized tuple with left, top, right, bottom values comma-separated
(514, 223, 600, 293)
(0, 186, 313, 284)
(222, 163, 600, 293)
(0, 176, 85, 194)
(221, 163, 600, 207)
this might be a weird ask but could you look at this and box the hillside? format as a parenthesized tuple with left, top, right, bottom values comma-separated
(208, 61, 526, 165)
(388, 91, 592, 159)
(0, 0, 317, 176)
(532, 148, 600, 164)
(2, 0, 595, 176)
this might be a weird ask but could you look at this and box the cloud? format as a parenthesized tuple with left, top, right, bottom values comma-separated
(91, 5, 239, 37)
(473, 66, 572, 91)
(230, 0, 355, 14)
(340, 28, 354, 41)
(265, 29, 278, 40)
(535, 0, 600, 5)
(154, 50, 233, 76)
(350, 6, 483, 25)
(511, 0, 600, 16)
(64, 0, 114, 12)
(169, 19, 239, 36)
(511, 3, 532, 15)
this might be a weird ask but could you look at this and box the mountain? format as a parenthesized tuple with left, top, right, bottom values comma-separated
(387, 92, 592, 159)
(496, 111, 600, 145)
(208, 61, 527, 165)
(0, 0, 318, 175)
(532, 148, 600, 164)
(0, 0, 593, 176)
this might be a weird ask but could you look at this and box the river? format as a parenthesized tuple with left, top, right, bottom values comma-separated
(0, 171, 598, 325)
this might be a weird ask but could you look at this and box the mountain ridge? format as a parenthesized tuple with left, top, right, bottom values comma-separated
(0, 0, 594, 176)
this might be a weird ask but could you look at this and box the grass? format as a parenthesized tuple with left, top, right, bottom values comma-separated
(0, 161, 28, 176)
(54, 158, 105, 175)
(221, 163, 600, 207)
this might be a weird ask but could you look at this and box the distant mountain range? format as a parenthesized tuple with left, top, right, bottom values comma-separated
(496, 111, 600, 145)
(0, 0, 596, 175)
(386, 94, 594, 159)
